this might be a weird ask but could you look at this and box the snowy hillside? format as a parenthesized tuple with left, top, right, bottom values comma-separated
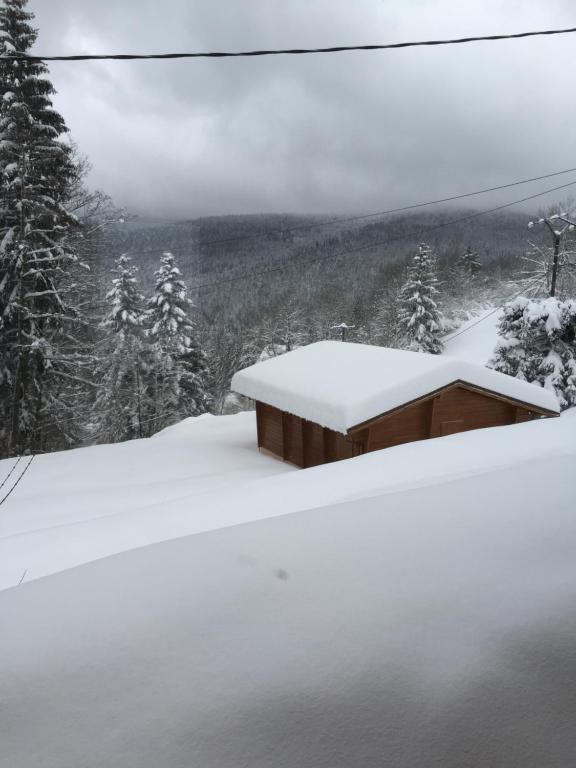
(1, 410, 575, 767)
(2, 306, 575, 767)
(1, 409, 573, 590)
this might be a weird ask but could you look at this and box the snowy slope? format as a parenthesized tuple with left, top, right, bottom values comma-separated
(0, 411, 574, 590)
(1, 429, 576, 768)
(443, 308, 502, 364)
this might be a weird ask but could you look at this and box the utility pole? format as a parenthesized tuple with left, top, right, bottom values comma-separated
(331, 323, 356, 342)
(528, 214, 576, 297)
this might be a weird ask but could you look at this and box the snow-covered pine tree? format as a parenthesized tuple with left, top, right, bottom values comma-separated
(93, 254, 147, 443)
(0, 0, 86, 456)
(146, 252, 209, 429)
(489, 296, 576, 410)
(398, 243, 444, 354)
(458, 246, 481, 278)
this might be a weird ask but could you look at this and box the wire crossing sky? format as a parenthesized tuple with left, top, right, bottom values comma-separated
(4, 25, 576, 61)
(26, 0, 576, 218)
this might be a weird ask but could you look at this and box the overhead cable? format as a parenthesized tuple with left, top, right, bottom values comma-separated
(125, 165, 576, 255)
(4, 25, 576, 62)
(192, 178, 576, 291)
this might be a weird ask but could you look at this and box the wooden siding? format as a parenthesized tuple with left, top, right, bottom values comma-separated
(256, 402, 363, 468)
(429, 385, 517, 438)
(256, 403, 284, 458)
(351, 383, 539, 451)
(283, 412, 304, 466)
(255, 382, 546, 469)
(363, 399, 430, 452)
(303, 421, 325, 467)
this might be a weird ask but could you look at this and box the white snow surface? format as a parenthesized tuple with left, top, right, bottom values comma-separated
(231, 340, 559, 432)
(0, 410, 574, 591)
(443, 308, 503, 364)
(1, 410, 576, 767)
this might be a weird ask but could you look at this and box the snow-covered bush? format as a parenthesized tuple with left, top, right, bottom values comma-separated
(489, 297, 576, 410)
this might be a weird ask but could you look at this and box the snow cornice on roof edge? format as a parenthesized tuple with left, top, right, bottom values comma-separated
(231, 342, 560, 434)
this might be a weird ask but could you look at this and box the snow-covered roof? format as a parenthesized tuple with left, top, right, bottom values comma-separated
(232, 341, 559, 433)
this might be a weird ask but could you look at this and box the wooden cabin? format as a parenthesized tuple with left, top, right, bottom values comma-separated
(231, 341, 559, 469)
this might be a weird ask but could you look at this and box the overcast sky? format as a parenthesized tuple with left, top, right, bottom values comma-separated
(30, 0, 576, 219)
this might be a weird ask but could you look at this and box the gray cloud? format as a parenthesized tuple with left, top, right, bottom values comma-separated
(30, 0, 576, 218)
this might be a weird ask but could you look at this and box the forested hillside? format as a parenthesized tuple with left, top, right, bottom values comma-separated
(111, 208, 530, 323)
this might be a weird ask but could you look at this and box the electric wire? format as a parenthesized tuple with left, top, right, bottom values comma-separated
(0, 455, 35, 509)
(4, 25, 576, 62)
(191, 178, 576, 291)
(442, 277, 543, 343)
(123, 165, 576, 255)
(0, 456, 22, 492)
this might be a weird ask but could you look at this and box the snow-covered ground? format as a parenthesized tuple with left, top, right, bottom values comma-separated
(1, 410, 575, 767)
(2, 311, 576, 766)
(443, 307, 502, 364)
(1, 410, 573, 590)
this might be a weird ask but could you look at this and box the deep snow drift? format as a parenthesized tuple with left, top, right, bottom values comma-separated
(1, 410, 574, 590)
(1, 421, 576, 768)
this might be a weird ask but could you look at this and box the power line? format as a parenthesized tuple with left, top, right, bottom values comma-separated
(0, 455, 34, 509)
(5, 26, 576, 62)
(0, 456, 22, 492)
(191, 178, 576, 292)
(0, 177, 572, 353)
(443, 307, 503, 344)
(125, 165, 576, 255)
(442, 277, 542, 344)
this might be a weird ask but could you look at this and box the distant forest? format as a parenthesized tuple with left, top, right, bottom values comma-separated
(94, 207, 551, 413)
(111, 208, 530, 325)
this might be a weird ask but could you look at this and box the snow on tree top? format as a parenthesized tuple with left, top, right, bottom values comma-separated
(232, 341, 559, 433)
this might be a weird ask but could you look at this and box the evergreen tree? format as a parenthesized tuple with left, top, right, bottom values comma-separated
(147, 252, 209, 428)
(489, 296, 576, 410)
(398, 243, 444, 354)
(0, 0, 84, 456)
(458, 246, 481, 277)
(93, 254, 147, 443)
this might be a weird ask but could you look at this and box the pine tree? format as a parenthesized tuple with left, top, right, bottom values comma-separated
(458, 246, 481, 278)
(0, 0, 84, 456)
(146, 252, 209, 429)
(93, 254, 147, 443)
(489, 296, 576, 410)
(398, 243, 444, 354)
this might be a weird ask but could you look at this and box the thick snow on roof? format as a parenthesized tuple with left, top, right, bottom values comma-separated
(232, 341, 559, 432)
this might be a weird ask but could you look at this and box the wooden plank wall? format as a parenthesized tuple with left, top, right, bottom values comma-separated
(354, 384, 537, 452)
(256, 402, 284, 458)
(256, 385, 541, 468)
(364, 400, 430, 452)
(428, 385, 518, 438)
(256, 402, 361, 467)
